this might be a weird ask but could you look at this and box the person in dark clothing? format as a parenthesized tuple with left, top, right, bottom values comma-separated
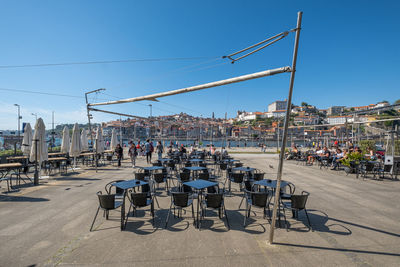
(115, 144, 123, 167)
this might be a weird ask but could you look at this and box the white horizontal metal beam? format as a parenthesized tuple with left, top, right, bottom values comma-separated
(88, 66, 291, 107)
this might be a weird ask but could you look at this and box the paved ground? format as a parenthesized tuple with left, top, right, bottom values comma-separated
(1, 153, 399, 266)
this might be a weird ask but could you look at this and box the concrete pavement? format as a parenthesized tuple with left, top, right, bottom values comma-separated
(0, 153, 399, 266)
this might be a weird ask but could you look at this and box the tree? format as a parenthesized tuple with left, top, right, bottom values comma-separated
(394, 99, 400, 105)
(301, 102, 308, 107)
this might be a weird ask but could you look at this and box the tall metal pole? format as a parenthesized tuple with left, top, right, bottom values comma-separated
(120, 116, 123, 145)
(52, 111, 55, 152)
(85, 88, 105, 151)
(269, 11, 302, 244)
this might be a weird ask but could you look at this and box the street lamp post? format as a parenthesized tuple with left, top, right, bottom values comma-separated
(14, 104, 21, 136)
(31, 113, 37, 121)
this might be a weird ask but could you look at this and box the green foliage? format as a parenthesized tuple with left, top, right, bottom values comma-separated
(394, 99, 400, 105)
(0, 149, 22, 157)
(301, 102, 308, 107)
(341, 152, 365, 167)
(359, 140, 376, 154)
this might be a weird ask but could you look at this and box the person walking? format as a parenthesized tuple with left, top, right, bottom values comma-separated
(145, 139, 152, 164)
(115, 143, 123, 167)
(156, 141, 163, 160)
(128, 142, 137, 167)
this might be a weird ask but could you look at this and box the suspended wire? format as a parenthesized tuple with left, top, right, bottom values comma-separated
(109, 57, 221, 91)
(0, 86, 118, 102)
(0, 56, 218, 69)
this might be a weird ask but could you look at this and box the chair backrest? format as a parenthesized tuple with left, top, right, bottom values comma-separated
(179, 172, 190, 182)
(291, 191, 309, 210)
(182, 184, 192, 193)
(384, 164, 392, 172)
(219, 163, 227, 171)
(251, 191, 268, 207)
(135, 172, 146, 181)
(141, 184, 150, 193)
(167, 161, 175, 168)
(105, 180, 125, 195)
(281, 182, 295, 195)
(235, 162, 243, 168)
(207, 185, 218, 194)
(364, 162, 375, 172)
(172, 192, 189, 207)
(153, 173, 165, 183)
(198, 172, 209, 180)
(205, 193, 223, 209)
(185, 162, 192, 167)
(152, 162, 162, 167)
(244, 180, 253, 192)
(199, 163, 207, 168)
(131, 192, 148, 207)
(97, 192, 116, 210)
(253, 172, 265, 181)
(231, 173, 244, 183)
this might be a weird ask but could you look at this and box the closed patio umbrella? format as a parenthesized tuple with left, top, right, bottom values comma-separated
(30, 118, 48, 183)
(81, 129, 89, 151)
(21, 123, 32, 156)
(110, 128, 118, 151)
(95, 127, 104, 153)
(70, 123, 82, 168)
(60, 126, 70, 154)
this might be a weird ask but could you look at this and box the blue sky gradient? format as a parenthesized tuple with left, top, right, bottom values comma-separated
(0, 0, 399, 129)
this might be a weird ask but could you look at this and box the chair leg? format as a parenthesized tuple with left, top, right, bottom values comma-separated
(124, 204, 132, 229)
(154, 195, 160, 208)
(90, 207, 100, 231)
(223, 205, 230, 230)
(165, 203, 172, 228)
(304, 209, 313, 231)
(243, 202, 248, 227)
(239, 195, 245, 209)
(282, 206, 289, 231)
(151, 202, 155, 226)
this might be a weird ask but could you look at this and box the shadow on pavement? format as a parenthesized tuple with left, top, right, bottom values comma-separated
(0, 195, 49, 202)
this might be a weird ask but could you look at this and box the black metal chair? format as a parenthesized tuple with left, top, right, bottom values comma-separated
(153, 172, 169, 191)
(90, 191, 123, 231)
(218, 163, 227, 177)
(126, 192, 154, 227)
(165, 191, 194, 228)
(198, 172, 210, 181)
(201, 191, 230, 230)
(252, 172, 265, 181)
(228, 172, 244, 193)
(135, 172, 146, 181)
(104, 180, 126, 200)
(282, 191, 312, 231)
(243, 191, 270, 227)
(239, 180, 254, 209)
(178, 172, 191, 184)
(152, 161, 162, 167)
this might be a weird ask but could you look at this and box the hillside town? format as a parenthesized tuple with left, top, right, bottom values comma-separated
(1, 99, 399, 151)
(97, 99, 400, 144)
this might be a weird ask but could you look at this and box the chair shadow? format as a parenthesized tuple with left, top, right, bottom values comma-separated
(160, 208, 192, 232)
(0, 194, 49, 202)
(307, 209, 400, 238)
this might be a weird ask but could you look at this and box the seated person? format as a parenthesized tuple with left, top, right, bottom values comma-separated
(331, 148, 344, 170)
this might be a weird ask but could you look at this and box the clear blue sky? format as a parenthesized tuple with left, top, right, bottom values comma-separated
(1, 0, 399, 130)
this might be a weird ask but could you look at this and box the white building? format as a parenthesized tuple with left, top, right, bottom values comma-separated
(268, 100, 287, 112)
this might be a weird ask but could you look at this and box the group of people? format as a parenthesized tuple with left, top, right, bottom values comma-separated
(114, 140, 231, 168)
(113, 140, 163, 168)
(286, 143, 377, 171)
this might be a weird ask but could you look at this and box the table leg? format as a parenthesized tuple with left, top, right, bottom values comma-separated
(121, 191, 126, 230)
(196, 191, 200, 228)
